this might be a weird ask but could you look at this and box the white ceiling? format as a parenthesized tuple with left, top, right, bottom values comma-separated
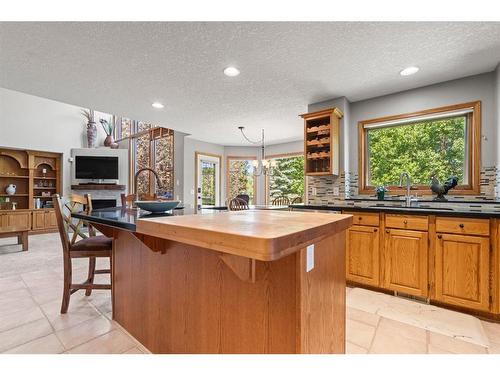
(1, 22, 500, 146)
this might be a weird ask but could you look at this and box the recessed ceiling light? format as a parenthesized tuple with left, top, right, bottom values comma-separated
(152, 102, 164, 109)
(400, 66, 419, 76)
(223, 66, 240, 77)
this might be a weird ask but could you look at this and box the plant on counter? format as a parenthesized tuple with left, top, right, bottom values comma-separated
(375, 185, 388, 200)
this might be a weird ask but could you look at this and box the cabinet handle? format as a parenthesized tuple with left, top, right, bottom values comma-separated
(459, 223, 464, 228)
(437, 234, 442, 239)
(385, 230, 390, 234)
(358, 217, 362, 220)
(403, 220, 408, 224)
(374, 229, 378, 232)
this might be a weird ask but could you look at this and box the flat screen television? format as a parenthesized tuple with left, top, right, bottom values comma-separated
(75, 156, 119, 180)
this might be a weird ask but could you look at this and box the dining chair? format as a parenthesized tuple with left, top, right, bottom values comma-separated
(228, 197, 249, 211)
(52, 193, 112, 314)
(272, 196, 290, 206)
(291, 196, 303, 204)
(236, 194, 250, 204)
(121, 193, 158, 208)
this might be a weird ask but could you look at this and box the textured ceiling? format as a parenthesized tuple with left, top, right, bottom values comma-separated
(1, 22, 500, 145)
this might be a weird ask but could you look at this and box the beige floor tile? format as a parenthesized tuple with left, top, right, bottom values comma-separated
(0, 275, 26, 293)
(429, 332, 487, 354)
(427, 345, 454, 354)
(487, 342, 500, 354)
(123, 347, 146, 354)
(56, 315, 115, 350)
(40, 299, 101, 331)
(377, 317, 427, 343)
(370, 330, 427, 354)
(0, 288, 37, 316)
(4, 333, 64, 354)
(346, 318, 376, 349)
(346, 341, 368, 354)
(0, 318, 53, 352)
(481, 320, 500, 345)
(0, 305, 45, 333)
(67, 329, 136, 354)
(347, 307, 380, 327)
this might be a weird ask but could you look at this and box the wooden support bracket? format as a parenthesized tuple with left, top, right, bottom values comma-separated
(133, 233, 172, 254)
(218, 253, 256, 283)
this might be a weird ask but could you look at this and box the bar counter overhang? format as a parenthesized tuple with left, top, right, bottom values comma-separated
(73, 207, 352, 354)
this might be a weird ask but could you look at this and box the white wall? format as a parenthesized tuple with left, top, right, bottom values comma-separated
(0, 87, 186, 199)
(0, 87, 107, 194)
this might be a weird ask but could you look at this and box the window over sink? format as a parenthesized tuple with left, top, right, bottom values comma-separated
(358, 101, 481, 195)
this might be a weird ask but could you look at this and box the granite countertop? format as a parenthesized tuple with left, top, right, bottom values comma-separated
(290, 201, 500, 218)
(346, 195, 500, 204)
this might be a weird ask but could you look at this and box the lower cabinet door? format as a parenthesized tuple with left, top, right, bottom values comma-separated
(435, 233, 490, 311)
(45, 210, 57, 228)
(0, 212, 31, 232)
(383, 229, 428, 297)
(346, 225, 380, 286)
(32, 211, 46, 230)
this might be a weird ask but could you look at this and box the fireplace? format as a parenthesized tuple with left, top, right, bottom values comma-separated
(91, 199, 117, 210)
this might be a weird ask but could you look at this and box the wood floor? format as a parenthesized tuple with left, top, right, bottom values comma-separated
(1, 233, 499, 354)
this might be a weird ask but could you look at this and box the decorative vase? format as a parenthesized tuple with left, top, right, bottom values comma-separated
(104, 134, 115, 147)
(5, 184, 16, 195)
(87, 122, 97, 148)
(376, 190, 385, 200)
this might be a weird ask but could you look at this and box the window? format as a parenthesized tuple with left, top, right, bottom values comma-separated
(116, 117, 175, 198)
(226, 157, 257, 204)
(359, 101, 481, 194)
(266, 153, 305, 203)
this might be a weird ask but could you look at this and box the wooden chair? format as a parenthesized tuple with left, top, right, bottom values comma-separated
(291, 196, 303, 204)
(53, 193, 112, 314)
(228, 197, 249, 211)
(236, 194, 250, 204)
(272, 196, 290, 206)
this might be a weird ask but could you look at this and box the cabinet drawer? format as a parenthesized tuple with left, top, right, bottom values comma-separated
(386, 214, 428, 231)
(436, 217, 489, 236)
(0, 212, 31, 232)
(343, 211, 379, 227)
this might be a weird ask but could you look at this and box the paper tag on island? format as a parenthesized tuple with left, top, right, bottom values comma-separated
(306, 244, 314, 272)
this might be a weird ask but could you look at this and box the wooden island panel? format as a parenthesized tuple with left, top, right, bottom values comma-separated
(112, 226, 347, 354)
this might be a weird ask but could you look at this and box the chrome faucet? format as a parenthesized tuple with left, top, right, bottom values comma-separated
(399, 172, 416, 207)
(134, 167, 163, 202)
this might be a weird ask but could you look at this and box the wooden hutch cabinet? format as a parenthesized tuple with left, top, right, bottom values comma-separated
(300, 107, 343, 176)
(0, 147, 62, 239)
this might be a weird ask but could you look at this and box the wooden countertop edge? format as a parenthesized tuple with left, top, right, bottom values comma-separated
(136, 215, 353, 261)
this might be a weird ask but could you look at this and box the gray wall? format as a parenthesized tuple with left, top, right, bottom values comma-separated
(349, 72, 497, 172)
(496, 64, 500, 165)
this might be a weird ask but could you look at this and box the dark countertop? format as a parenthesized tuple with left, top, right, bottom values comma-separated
(346, 195, 500, 204)
(72, 206, 197, 231)
(289, 203, 500, 218)
(72, 205, 290, 232)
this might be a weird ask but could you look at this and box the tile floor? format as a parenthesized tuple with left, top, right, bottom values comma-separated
(1, 232, 500, 354)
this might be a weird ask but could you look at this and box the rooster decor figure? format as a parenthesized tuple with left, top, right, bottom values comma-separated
(430, 174, 458, 201)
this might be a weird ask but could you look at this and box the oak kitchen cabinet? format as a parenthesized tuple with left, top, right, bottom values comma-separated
(32, 209, 58, 232)
(346, 224, 380, 287)
(434, 233, 490, 312)
(339, 209, 500, 317)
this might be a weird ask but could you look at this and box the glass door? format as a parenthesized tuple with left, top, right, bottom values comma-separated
(196, 153, 221, 210)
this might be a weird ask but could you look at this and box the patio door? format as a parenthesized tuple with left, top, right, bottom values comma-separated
(195, 153, 221, 211)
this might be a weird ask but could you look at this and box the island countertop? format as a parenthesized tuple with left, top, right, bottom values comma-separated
(135, 210, 353, 261)
(74, 206, 352, 353)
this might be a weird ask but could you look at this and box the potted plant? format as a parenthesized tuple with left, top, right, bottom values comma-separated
(82, 109, 97, 148)
(375, 185, 388, 200)
(99, 117, 118, 148)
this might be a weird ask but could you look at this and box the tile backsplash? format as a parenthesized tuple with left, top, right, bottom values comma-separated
(307, 166, 500, 204)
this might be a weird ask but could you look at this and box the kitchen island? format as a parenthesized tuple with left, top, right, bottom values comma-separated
(73, 207, 352, 354)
